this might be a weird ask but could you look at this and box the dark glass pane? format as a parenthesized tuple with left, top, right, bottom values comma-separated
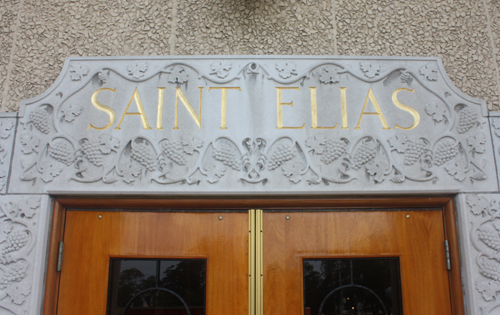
(108, 259, 206, 315)
(304, 258, 401, 315)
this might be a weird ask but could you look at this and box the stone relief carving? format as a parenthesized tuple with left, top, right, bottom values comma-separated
(9, 58, 494, 191)
(419, 62, 439, 81)
(275, 61, 297, 79)
(466, 194, 500, 315)
(0, 121, 14, 191)
(166, 65, 188, 84)
(127, 62, 148, 79)
(210, 61, 232, 79)
(68, 63, 89, 82)
(0, 196, 40, 315)
(359, 62, 381, 78)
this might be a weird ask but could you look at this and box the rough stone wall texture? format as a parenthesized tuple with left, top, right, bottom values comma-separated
(0, 0, 500, 111)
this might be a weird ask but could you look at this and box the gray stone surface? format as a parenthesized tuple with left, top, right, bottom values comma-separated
(456, 193, 500, 315)
(0, 194, 46, 315)
(7, 56, 497, 194)
(0, 116, 17, 194)
(336, 0, 500, 111)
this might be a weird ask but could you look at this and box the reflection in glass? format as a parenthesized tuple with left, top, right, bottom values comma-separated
(303, 258, 402, 315)
(107, 259, 206, 315)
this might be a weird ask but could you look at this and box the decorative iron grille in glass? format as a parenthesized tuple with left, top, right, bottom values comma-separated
(107, 259, 206, 315)
(303, 258, 402, 315)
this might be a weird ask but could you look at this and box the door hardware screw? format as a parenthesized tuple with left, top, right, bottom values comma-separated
(285, 215, 290, 220)
(98, 215, 102, 220)
(218, 216, 223, 220)
(406, 215, 410, 219)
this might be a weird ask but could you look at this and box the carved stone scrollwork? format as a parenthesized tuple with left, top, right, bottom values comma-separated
(466, 194, 500, 315)
(0, 196, 40, 315)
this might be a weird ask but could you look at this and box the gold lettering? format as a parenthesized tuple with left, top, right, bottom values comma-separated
(310, 87, 337, 129)
(355, 88, 391, 130)
(156, 87, 166, 130)
(392, 88, 420, 130)
(88, 88, 117, 130)
(340, 87, 348, 129)
(276, 87, 305, 129)
(174, 87, 203, 129)
(209, 87, 241, 129)
(115, 88, 152, 130)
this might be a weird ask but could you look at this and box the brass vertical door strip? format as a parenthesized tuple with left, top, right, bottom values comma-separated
(248, 209, 264, 315)
(256, 209, 263, 315)
(249, 209, 256, 315)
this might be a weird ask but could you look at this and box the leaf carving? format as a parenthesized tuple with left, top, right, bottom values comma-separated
(60, 103, 82, 123)
(306, 135, 327, 154)
(182, 135, 203, 154)
(7, 283, 31, 305)
(476, 280, 500, 302)
(121, 162, 142, 184)
(366, 161, 388, 183)
(282, 162, 304, 184)
(467, 133, 487, 154)
(39, 160, 63, 183)
(0, 121, 14, 139)
(360, 62, 380, 78)
(467, 194, 490, 215)
(205, 162, 226, 183)
(128, 62, 148, 79)
(167, 65, 188, 83)
(20, 134, 40, 154)
(210, 61, 232, 78)
(419, 63, 438, 81)
(18, 197, 40, 218)
(69, 63, 89, 81)
(275, 62, 297, 79)
(425, 102, 447, 122)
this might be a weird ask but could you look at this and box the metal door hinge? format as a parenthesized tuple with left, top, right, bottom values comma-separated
(444, 240, 451, 271)
(57, 241, 64, 272)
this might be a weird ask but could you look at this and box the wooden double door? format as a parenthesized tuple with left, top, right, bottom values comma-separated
(46, 198, 463, 315)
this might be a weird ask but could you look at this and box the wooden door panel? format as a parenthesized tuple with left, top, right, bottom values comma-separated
(57, 211, 248, 315)
(263, 210, 451, 315)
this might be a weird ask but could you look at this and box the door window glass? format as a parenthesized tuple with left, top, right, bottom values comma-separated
(107, 259, 206, 315)
(303, 258, 402, 315)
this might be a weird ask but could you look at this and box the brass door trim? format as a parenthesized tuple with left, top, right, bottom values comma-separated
(249, 209, 263, 315)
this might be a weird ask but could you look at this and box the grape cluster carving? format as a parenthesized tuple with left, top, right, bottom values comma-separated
(29, 108, 50, 134)
(403, 140, 426, 166)
(457, 107, 478, 134)
(213, 144, 241, 171)
(433, 141, 458, 166)
(161, 140, 186, 165)
(2, 231, 29, 255)
(80, 139, 104, 167)
(131, 142, 157, 171)
(352, 139, 377, 170)
(478, 227, 500, 252)
(49, 142, 74, 166)
(0, 260, 28, 290)
(268, 144, 297, 170)
(320, 139, 347, 164)
(479, 257, 500, 281)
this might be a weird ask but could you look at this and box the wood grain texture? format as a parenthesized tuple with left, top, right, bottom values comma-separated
(45, 197, 464, 315)
(56, 211, 248, 315)
(443, 199, 465, 315)
(263, 211, 452, 315)
(55, 196, 452, 210)
(43, 201, 66, 315)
